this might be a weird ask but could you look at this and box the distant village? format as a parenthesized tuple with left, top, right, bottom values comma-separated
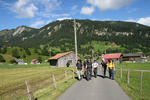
(13, 51, 148, 67)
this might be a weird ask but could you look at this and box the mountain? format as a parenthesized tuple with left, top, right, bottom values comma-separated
(0, 19, 150, 55)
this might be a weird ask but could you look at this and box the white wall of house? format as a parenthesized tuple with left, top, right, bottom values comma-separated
(57, 52, 77, 67)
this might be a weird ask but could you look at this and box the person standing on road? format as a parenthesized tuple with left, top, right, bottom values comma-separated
(92, 60, 99, 78)
(86, 59, 92, 81)
(107, 59, 115, 80)
(101, 59, 107, 78)
(83, 59, 87, 79)
(76, 60, 83, 80)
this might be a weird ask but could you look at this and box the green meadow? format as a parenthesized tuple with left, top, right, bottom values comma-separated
(0, 64, 76, 100)
(115, 63, 150, 100)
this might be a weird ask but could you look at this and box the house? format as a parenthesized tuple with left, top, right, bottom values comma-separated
(122, 52, 147, 63)
(102, 53, 122, 64)
(15, 59, 27, 65)
(48, 51, 80, 67)
(31, 59, 41, 64)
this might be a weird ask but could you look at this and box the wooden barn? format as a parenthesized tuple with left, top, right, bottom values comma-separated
(103, 53, 122, 64)
(48, 51, 79, 67)
(122, 52, 147, 63)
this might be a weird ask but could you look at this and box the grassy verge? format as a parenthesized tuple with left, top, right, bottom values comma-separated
(0, 64, 77, 100)
(115, 63, 150, 100)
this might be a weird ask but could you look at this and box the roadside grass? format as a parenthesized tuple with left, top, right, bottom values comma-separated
(115, 63, 150, 100)
(0, 64, 77, 100)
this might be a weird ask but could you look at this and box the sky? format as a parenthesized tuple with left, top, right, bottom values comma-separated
(0, 0, 150, 30)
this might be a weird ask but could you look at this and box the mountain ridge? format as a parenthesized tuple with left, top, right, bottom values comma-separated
(0, 19, 150, 55)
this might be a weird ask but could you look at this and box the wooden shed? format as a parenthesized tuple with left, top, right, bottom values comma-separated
(48, 51, 79, 67)
(122, 52, 147, 63)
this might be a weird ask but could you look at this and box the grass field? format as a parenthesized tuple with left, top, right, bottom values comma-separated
(115, 63, 150, 100)
(0, 64, 76, 100)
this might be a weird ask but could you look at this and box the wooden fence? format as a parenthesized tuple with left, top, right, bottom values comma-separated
(117, 68, 150, 93)
(0, 69, 75, 100)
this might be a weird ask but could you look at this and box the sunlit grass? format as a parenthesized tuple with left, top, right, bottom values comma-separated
(115, 63, 150, 100)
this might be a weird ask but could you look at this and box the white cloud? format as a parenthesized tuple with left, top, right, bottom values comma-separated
(87, 0, 132, 11)
(30, 20, 45, 28)
(40, 0, 60, 13)
(57, 17, 72, 21)
(137, 17, 150, 26)
(124, 17, 150, 27)
(12, 0, 38, 18)
(80, 6, 94, 15)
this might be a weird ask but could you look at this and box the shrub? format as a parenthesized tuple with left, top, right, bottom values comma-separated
(9, 59, 16, 64)
(0, 55, 6, 62)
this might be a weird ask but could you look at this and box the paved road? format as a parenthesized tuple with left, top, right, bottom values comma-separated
(57, 69, 131, 100)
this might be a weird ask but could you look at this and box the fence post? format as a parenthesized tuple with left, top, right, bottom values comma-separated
(52, 74, 57, 89)
(72, 69, 75, 79)
(120, 67, 122, 79)
(65, 70, 68, 82)
(140, 71, 143, 93)
(127, 70, 130, 84)
(25, 80, 34, 100)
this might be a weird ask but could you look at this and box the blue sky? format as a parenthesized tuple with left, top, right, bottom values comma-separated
(0, 0, 150, 30)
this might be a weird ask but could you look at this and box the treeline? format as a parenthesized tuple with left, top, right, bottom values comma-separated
(0, 46, 62, 63)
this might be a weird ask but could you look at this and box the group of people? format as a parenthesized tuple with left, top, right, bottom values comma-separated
(76, 58, 115, 81)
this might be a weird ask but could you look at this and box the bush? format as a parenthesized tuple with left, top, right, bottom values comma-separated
(1, 47, 7, 54)
(0, 55, 6, 62)
(9, 59, 16, 64)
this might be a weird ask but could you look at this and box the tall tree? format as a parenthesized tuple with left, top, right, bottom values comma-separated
(12, 48, 20, 58)
(0, 55, 6, 62)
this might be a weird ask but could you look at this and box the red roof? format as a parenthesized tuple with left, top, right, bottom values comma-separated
(31, 59, 37, 62)
(103, 53, 122, 59)
(48, 51, 73, 60)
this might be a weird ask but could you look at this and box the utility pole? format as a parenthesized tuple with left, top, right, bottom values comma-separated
(74, 19, 78, 63)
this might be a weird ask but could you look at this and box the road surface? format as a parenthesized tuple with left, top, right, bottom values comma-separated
(57, 69, 131, 100)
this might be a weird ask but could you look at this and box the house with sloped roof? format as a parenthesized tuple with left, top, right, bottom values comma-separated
(30, 59, 41, 64)
(102, 53, 122, 64)
(48, 51, 80, 67)
(122, 52, 147, 63)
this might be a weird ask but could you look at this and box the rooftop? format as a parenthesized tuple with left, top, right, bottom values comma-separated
(48, 51, 73, 60)
(103, 53, 122, 59)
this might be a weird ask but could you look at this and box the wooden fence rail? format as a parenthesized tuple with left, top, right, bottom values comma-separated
(116, 68, 150, 93)
(0, 69, 75, 100)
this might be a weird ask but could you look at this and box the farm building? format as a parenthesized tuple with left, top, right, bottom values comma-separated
(30, 59, 41, 64)
(48, 51, 80, 67)
(103, 53, 122, 64)
(122, 52, 147, 63)
(15, 59, 27, 65)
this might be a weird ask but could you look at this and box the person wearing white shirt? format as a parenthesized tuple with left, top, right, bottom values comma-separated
(92, 60, 99, 78)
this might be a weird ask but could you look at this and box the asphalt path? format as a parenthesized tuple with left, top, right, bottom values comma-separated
(57, 68, 131, 100)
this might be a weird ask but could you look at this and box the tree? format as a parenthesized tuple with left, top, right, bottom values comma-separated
(1, 46, 7, 54)
(41, 49, 49, 56)
(37, 57, 42, 63)
(12, 48, 20, 58)
(22, 54, 26, 58)
(34, 48, 38, 53)
(0, 55, 6, 62)
(25, 48, 31, 55)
